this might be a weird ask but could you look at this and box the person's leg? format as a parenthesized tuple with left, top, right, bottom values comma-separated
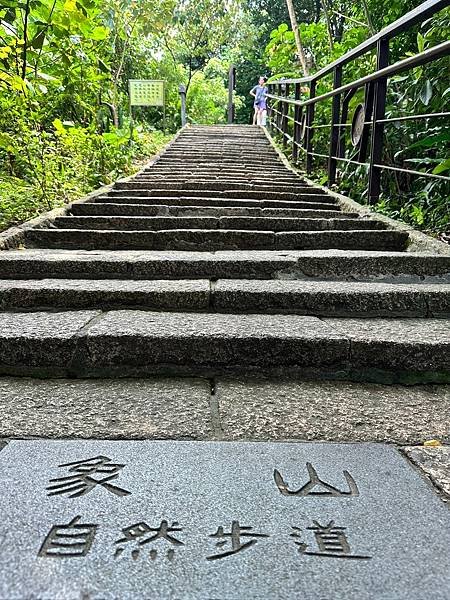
(261, 108, 267, 127)
(257, 108, 263, 126)
(253, 107, 258, 125)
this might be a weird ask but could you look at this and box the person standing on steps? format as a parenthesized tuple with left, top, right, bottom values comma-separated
(250, 77, 268, 127)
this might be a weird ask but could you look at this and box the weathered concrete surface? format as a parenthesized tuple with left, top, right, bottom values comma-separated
(0, 440, 449, 599)
(0, 377, 212, 439)
(216, 379, 450, 444)
(404, 446, 450, 499)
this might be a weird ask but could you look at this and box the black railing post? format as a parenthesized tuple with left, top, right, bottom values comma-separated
(305, 79, 316, 174)
(368, 38, 389, 203)
(282, 83, 290, 147)
(358, 82, 375, 162)
(328, 66, 343, 185)
(293, 82, 301, 163)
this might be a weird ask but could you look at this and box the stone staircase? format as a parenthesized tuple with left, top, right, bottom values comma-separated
(0, 125, 449, 383)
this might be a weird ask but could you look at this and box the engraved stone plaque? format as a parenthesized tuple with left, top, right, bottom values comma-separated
(0, 441, 449, 599)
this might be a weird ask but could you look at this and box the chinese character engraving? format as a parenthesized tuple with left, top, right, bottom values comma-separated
(114, 520, 184, 561)
(38, 516, 97, 558)
(291, 521, 371, 560)
(207, 521, 269, 561)
(47, 455, 131, 498)
(274, 463, 359, 497)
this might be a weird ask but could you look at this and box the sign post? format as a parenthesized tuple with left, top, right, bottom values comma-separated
(128, 79, 166, 137)
(179, 85, 187, 127)
(228, 65, 236, 124)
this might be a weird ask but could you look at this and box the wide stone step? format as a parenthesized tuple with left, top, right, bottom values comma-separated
(134, 175, 305, 184)
(114, 181, 326, 195)
(99, 196, 340, 210)
(106, 189, 333, 201)
(25, 229, 409, 251)
(0, 279, 210, 310)
(52, 216, 384, 232)
(1, 250, 448, 281)
(154, 160, 287, 169)
(71, 202, 357, 219)
(139, 167, 295, 175)
(212, 280, 449, 316)
(0, 279, 447, 316)
(0, 310, 447, 382)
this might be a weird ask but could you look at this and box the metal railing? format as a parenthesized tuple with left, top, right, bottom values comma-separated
(266, 0, 450, 203)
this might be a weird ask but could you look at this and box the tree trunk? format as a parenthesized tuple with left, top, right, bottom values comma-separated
(320, 0, 334, 50)
(285, 0, 309, 76)
(21, 0, 31, 80)
(361, 0, 376, 34)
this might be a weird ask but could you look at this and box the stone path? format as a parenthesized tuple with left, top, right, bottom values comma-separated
(0, 125, 449, 599)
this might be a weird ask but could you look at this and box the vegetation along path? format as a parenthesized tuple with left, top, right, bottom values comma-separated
(0, 125, 449, 598)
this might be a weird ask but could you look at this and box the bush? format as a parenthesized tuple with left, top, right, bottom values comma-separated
(0, 107, 171, 232)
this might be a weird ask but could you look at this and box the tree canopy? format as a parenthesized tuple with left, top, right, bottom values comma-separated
(0, 0, 448, 235)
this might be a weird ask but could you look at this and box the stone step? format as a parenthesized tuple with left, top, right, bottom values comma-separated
(70, 202, 356, 219)
(139, 167, 294, 174)
(113, 182, 326, 195)
(2, 250, 446, 281)
(212, 280, 449, 317)
(100, 196, 340, 211)
(25, 228, 409, 251)
(0, 279, 447, 317)
(52, 216, 384, 232)
(106, 189, 333, 202)
(0, 279, 210, 310)
(134, 174, 304, 184)
(155, 157, 286, 166)
(0, 310, 447, 382)
(152, 157, 284, 165)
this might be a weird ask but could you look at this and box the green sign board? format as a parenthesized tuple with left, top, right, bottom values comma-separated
(129, 80, 165, 107)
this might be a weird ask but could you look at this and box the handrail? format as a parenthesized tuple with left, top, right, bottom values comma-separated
(265, 0, 450, 204)
(267, 41, 450, 108)
(269, 0, 449, 85)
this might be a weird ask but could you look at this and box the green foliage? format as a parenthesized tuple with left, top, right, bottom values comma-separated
(0, 92, 170, 231)
(0, 0, 250, 231)
(262, 1, 450, 236)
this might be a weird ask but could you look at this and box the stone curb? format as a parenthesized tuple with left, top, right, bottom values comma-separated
(0, 126, 187, 251)
(263, 127, 450, 256)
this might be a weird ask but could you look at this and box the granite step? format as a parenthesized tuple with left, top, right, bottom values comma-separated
(212, 279, 449, 316)
(133, 175, 305, 185)
(98, 196, 340, 210)
(25, 229, 409, 251)
(70, 203, 357, 219)
(0, 279, 210, 310)
(0, 310, 447, 382)
(105, 189, 334, 202)
(149, 161, 287, 169)
(52, 216, 384, 232)
(2, 250, 446, 282)
(135, 169, 299, 176)
(113, 181, 326, 195)
(0, 278, 447, 316)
